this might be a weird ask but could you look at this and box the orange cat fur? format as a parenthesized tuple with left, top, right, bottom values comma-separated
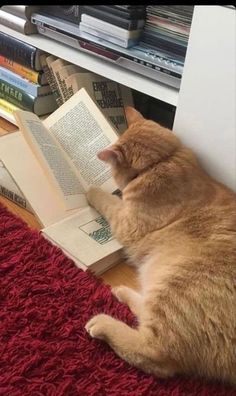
(85, 107, 236, 385)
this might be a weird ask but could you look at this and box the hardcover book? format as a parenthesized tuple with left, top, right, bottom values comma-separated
(0, 66, 51, 97)
(0, 55, 48, 85)
(0, 88, 123, 274)
(0, 30, 43, 70)
(0, 78, 57, 116)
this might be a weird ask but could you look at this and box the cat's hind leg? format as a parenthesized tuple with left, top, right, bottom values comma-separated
(112, 286, 142, 317)
(85, 314, 176, 378)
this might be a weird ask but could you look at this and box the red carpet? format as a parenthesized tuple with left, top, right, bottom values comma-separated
(0, 204, 235, 396)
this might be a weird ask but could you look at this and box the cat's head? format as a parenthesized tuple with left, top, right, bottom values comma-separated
(98, 107, 181, 190)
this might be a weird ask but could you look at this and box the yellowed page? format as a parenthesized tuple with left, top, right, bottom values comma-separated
(0, 132, 78, 227)
(14, 110, 87, 211)
(66, 72, 133, 134)
(44, 88, 119, 193)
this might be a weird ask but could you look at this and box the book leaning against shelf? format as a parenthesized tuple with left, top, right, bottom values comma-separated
(0, 88, 124, 275)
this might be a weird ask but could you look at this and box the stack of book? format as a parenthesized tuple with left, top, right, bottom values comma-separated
(79, 5, 147, 48)
(0, 89, 125, 275)
(39, 54, 134, 134)
(141, 5, 194, 60)
(0, 5, 40, 35)
(0, 30, 58, 125)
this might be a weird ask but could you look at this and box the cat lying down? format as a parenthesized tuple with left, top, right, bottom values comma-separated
(85, 106, 236, 386)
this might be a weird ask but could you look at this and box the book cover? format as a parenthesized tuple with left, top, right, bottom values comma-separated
(0, 30, 43, 71)
(0, 55, 47, 85)
(0, 66, 51, 97)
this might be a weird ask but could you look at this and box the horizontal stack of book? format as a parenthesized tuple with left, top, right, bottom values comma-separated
(141, 5, 194, 61)
(0, 5, 39, 35)
(0, 30, 58, 125)
(79, 5, 147, 48)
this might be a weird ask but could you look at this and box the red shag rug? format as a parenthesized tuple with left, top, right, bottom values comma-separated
(0, 204, 235, 396)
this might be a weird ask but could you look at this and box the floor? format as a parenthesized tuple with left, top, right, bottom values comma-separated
(0, 116, 139, 290)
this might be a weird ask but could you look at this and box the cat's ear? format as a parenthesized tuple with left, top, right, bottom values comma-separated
(97, 147, 123, 164)
(125, 106, 144, 126)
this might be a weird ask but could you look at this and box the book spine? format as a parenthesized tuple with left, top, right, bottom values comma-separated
(45, 56, 63, 107)
(50, 59, 70, 104)
(0, 184, 32, 211)
(55, 69, 69, 102)
(0, 98, 19, 113)
(0, 67, 40, 97)
(0, 31, 37, 69)
(0, 78, 34, 112)
(0, 55, 42, 84)
(0, 159, 33, 212)
(39, 54, 61, 108)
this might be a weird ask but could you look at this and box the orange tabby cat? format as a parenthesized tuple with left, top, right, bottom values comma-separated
(85, 107, 236, 385)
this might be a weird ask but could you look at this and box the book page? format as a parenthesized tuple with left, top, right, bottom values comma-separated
(42, 206, 122, 272)
(44, 88, 119, 193)
(14, 110, 87, 211)
(67, 72, 133, 134)
(0, 132, 79, 227)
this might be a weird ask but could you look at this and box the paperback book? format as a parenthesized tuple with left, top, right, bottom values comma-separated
(0, 88, 123, 274)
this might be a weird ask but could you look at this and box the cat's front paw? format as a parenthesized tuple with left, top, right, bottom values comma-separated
(85, 314, 114, 340)
(86, 187, 103, 208)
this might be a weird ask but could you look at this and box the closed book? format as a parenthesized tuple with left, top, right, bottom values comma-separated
(0, 10, 38, 35)
(1, 5, 40, 20)
(0, 55, 47, 85)
(80, 6, 145, 30)
(0, 31, 43, 71)
(0, 79, 57, 116)
(0, 67, 51, 97)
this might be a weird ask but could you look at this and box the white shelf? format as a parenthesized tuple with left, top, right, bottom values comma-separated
(0, 25, 179, 107)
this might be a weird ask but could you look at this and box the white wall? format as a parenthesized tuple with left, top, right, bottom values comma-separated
(174, 6, 236, 191)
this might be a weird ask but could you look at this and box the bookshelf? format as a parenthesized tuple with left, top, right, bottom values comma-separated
(0, 6, 235, 192)
(0, 25, 179, 107)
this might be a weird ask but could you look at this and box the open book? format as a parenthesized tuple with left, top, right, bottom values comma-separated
(0, 88, 123, 274)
